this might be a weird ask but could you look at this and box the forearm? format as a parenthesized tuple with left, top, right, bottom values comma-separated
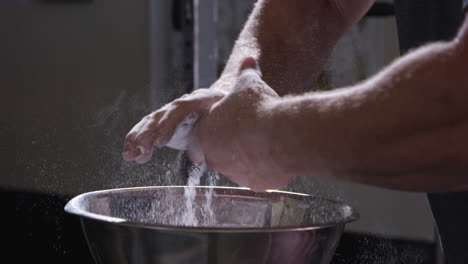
(214, 0, 374, 95)
(267, 25, 468, 192)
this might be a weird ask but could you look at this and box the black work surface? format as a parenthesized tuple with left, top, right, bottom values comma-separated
(0, 188, 93, 263)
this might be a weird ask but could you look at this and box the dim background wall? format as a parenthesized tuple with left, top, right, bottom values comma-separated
(0, 0, 434, 246)
(0, 0, 187, 197)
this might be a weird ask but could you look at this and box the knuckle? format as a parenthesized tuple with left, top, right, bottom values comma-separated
(133, 132, 147, 144)
(173, 98, 190, 106)
(126, 131, 137, 140)
(192, 89, 207, 94)
(137, 129, 151, 138)
(152, 109, 167, 120)
(142, 115, 151, 122)
(147, 113, 161, 123)
(149, 111, 158, 118)
(137, 129, 155, 142)
(171, 99, 181, 107)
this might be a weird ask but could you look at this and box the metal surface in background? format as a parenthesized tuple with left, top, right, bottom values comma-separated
(65, 186, 359, 264)
(194, 0, 218, 90)
(172, 0, 217, 93)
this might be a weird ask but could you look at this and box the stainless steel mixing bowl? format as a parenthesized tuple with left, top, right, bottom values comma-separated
(65, 186, 358, 264)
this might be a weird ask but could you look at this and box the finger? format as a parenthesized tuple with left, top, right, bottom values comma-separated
(133, 110, 167, 155)
(135, 89, 224, 150)
(183, 89, 226, 105)
(122, 142, 137, 161)
(133, 134, 156, 164)
(135, 143, 154, 164)
(123, 116, 151, 161)
(123, 109, 167, 161)
(154, 104, 199, 148)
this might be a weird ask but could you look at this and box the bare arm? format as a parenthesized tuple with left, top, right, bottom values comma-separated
(123, 0, 374, 163)
(214, 0, 374, 95)
(267, 19, 468, 192)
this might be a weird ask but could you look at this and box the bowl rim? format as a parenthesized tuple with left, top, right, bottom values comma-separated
(65, 186, 359, 233)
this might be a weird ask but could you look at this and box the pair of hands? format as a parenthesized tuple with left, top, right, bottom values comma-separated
(123, 58, 292, 190)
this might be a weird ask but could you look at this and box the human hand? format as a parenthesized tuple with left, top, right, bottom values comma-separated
(122, 88, 225, 164)
(123, 57, 294, 190)
(189, 57, 294, 190)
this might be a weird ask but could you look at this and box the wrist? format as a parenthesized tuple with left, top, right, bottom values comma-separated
(261, 93, 348, 179)
(258, 98, 303, 182)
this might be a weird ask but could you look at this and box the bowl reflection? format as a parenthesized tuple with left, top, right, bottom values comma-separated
(65, 186, 358, 264)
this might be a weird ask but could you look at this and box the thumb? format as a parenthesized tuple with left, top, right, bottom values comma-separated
(238, 57, 262, 77)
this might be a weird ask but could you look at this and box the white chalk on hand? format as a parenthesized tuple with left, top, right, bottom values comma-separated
(165, 113, 199, 150)
(136, 145, 146, 157)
